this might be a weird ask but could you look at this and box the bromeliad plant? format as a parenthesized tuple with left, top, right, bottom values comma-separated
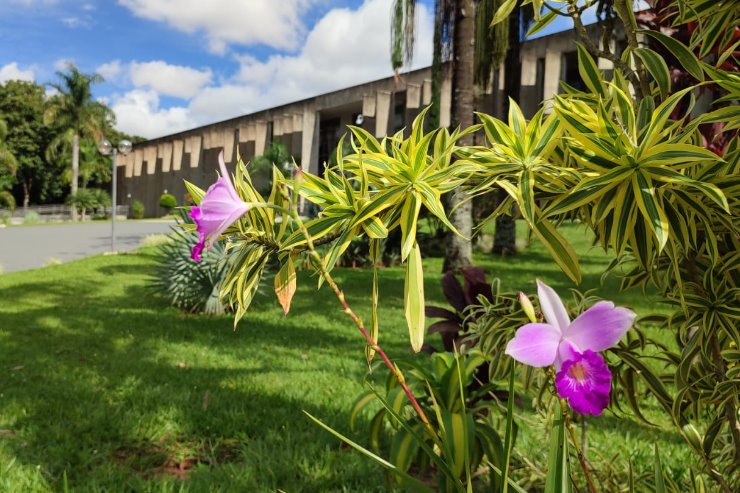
(179, 0, 738, 490)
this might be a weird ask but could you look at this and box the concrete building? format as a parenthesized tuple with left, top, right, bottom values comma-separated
(116, 27, 613, 216)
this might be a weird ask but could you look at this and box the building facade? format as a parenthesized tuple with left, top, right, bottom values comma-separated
(116, 27, 612, 216)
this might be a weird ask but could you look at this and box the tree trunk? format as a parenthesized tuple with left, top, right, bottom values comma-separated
(443, 0, 475, 272)
(22, 179, 30, 210)
(493, 6, 522, 256)
(71, 132, 79, 221)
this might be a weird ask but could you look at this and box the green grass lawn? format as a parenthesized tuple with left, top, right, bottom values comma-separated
(0, 222, 691, 492)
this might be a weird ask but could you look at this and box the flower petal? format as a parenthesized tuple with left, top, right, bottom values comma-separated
(505, 323, 561, 367)
(554, 339, 580, 371)
(536, 280, 570, 332)
(563, 301, 636, 352)
(555, 350, 611, 416)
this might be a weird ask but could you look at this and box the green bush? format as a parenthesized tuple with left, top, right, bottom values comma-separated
(67, 189, 110, 220)
(131, 199, 145, 219)
(22, 211, 41, 225)
(159, 193, 177, 210)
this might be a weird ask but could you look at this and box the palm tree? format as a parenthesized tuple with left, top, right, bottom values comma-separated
(44, 64, 111, 220)
(391, 0, 512, 269)
(0, 118, 17, 210)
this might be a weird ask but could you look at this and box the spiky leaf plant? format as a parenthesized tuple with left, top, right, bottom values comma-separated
(151, 211, 231, 316)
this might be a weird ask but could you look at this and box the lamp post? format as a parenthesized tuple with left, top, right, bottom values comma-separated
(98, 139, 132, 252)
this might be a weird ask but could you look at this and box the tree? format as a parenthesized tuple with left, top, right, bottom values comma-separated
(0, 80, 64, 208)
(0, 118, 17, 210)
(44, 64, 111, 220)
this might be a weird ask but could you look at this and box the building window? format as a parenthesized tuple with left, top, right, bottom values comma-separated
(560, 51, 587, 92)
(535, 57, 546, 103)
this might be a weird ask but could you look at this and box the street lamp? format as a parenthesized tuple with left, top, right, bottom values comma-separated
(98, 138, 132, 252)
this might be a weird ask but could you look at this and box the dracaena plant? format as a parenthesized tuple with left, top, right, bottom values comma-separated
(176, 1, 738, 490)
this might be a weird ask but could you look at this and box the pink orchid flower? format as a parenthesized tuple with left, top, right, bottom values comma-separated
(190, 150, 249, 262)
(505, 280, 636, 415)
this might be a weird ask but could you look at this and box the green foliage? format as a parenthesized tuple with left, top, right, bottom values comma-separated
(0, 81, 62, 206)
(351, 351, 511, 491)
(158, 193, 177, 210)
(22, 211, 41, 225)
(131, 199, 145, 219)
(249, 141, 292, 196)
(179, 1, 739, 491)
(151, 211, 231, 315)
(65, 188, 110, 219)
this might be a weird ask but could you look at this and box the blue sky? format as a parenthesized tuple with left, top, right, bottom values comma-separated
(0, 0, 600, 139)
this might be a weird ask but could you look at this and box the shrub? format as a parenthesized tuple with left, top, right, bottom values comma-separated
(22, 211, 41, 225)
(131, 199, 145, 219)
(151, 211, 231, 315)
(67, 189, 110, 220)
(159, 193, 177, 210)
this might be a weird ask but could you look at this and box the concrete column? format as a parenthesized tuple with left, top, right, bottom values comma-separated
(362, 93, 376, 117)
(543, 49, 561, 111)
(186, 135, 202, 168)
(282, 115, 293, 134)
(172, 139, 184, 171)
(254, 121, 268, 156)
(407, 83, 421, 109)
(301, 103, 318, 174)
(422, 79, 432, 105)
(375, 90, 391, 137)
(222, 129, 235, 163)
(133, 148, 143, 177)
(120, 153, 133, 178)
(144, 146, 157, 175)
(159, 142, 173, 173)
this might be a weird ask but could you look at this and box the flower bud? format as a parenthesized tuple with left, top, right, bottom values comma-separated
(519, 291, 537, 323)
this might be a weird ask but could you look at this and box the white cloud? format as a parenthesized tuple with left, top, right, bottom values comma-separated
(61, 16, 86, 28)
(54, 58, 75, 71)
(111, 0, 433, 139)
(130, 61, 212, 99)
(97, 60, 123, 82)
(110, 89, 195, 138)
(0, 62, 35, 83)
(118, 0, 310, 53)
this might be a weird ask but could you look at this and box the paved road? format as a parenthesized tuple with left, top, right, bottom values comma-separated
(0, 220, 175, 273)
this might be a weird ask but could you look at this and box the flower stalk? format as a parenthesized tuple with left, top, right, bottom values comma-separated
(281, 170, 433, 433)
(561, 398, 598, 493)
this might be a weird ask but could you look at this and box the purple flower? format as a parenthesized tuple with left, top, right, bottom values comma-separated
(504, 280, 636, 415)
(555, 350, 612, 416)
(189, 150, 249, 262)
(504, 280, 636, 370)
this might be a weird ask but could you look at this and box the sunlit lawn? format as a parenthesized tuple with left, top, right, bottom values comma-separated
(0, 222, 691, 492)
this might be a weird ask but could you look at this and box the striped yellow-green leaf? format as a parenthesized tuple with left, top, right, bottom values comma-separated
(490, 0, 517, 27)
(399, 191, 421, 261)
(634, 47, 672, 100)
(349, 389, 376, 431)
(184, 180, 205, 205)
(304, 412, 436, 493)
(404, 241, 425, 352)
(544, 415, 572, 493)
(527, 9, 558, 37)
(273, 255, 296, 315)
(641, 30, 704, 81)
(367, 239, 381, 363)
(576, 43, 606, 97)
(531, 217, 581, 284)
(632, 172, 670, 251)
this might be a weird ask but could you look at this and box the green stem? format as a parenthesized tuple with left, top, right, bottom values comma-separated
(280, 171, 435, 436)
(560, 398, 598, 493)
